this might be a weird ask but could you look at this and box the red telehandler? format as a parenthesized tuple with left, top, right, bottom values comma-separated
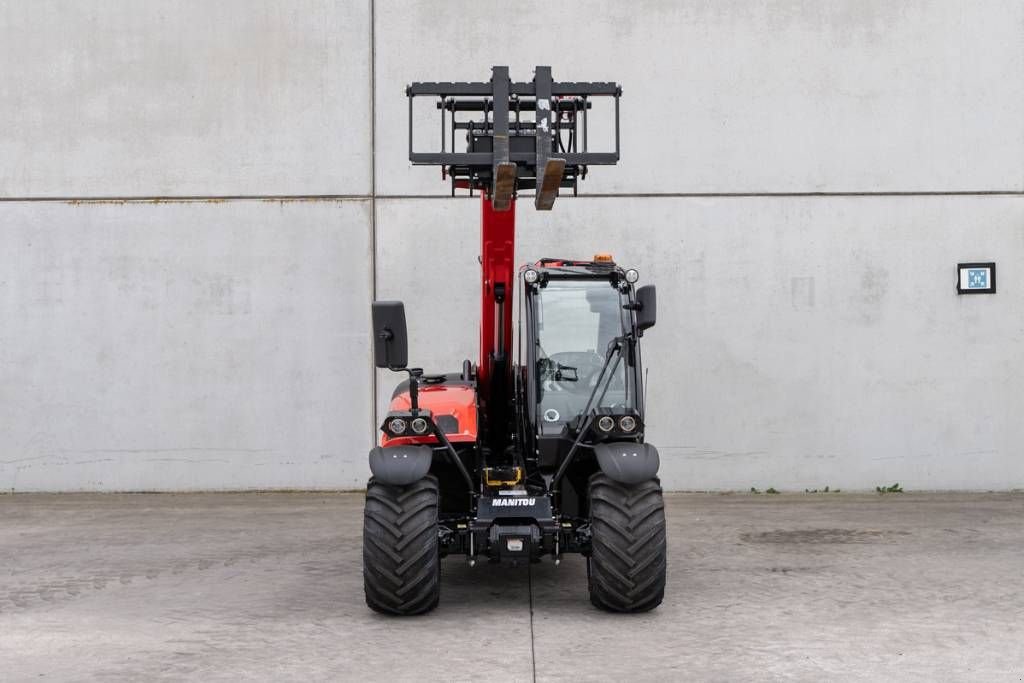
(364, 66, 664, 614)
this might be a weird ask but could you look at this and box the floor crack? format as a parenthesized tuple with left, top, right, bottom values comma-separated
(528, 563, 537, 682)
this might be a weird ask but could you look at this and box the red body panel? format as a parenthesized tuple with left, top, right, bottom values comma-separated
(381, 384, 479, 447)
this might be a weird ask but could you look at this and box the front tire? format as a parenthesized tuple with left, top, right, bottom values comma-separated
(362, 475, 441, 615)
(587, 473, 667, 612)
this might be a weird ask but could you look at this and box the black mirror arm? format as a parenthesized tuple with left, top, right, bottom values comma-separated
(377, 321, 423, 410)
(388, 366, 424, 412)
(623, 298, 646, 336)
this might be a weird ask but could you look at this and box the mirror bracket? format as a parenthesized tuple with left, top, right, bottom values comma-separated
(403, 368, 423, 413)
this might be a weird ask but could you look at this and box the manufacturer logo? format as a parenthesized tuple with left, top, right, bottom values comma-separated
(490, 498, 536, 507)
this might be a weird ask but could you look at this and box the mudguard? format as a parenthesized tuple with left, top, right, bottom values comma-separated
(593, 442, 660, 485)
(368, 445, 433, 486)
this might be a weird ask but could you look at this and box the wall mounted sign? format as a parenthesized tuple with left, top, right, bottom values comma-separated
(957, 262, 996, 294)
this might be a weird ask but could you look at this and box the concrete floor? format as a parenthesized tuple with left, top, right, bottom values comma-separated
(1, 493, 1022, 681)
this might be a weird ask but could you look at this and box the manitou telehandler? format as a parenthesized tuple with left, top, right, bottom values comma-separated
(363, 67, 665, 615)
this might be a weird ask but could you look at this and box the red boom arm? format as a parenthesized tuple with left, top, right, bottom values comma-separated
(477, 193, 516, 418)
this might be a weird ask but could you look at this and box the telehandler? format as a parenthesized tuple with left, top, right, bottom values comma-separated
(364, 67, 664, 615)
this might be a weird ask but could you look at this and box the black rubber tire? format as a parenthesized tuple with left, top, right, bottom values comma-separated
(362, 475, 441, 616)
(587, 473, 667, 612)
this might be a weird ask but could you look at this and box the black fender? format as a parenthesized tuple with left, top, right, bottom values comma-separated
(593, 442, 660, 485)
(368, 445, 433, 486)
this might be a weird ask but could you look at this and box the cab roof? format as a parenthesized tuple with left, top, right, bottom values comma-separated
(532, 257, 619, 276)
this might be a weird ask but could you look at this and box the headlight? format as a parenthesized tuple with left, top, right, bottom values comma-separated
(597, 416, 615, 432)
(411, 417, 429, 434)
(618, 415, 637, 432)
(524, 268, 540, 284)
(624, 269, 639, 283)
(388, 417, 407, 434)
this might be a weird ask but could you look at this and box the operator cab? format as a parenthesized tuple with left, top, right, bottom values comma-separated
(518, 255, 656, 508)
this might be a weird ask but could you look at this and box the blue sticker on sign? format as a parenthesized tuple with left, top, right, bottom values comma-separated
(968, 269, 988, 289)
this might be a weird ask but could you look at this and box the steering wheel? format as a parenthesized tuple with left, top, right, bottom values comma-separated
(547, 351, 606, 389)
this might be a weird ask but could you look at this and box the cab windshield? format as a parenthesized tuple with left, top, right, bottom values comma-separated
(533, 279, 635, 426)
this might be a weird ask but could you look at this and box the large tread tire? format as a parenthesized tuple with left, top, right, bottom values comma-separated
(588, 473, 667, 613)
(363, 475, 440, 616)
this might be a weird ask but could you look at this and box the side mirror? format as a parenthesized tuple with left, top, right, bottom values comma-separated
(635, 285, 656, 333)
(372, 301, 408, 369)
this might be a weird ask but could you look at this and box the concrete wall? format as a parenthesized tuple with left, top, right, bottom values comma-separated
(2, 1, 1022, 490)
